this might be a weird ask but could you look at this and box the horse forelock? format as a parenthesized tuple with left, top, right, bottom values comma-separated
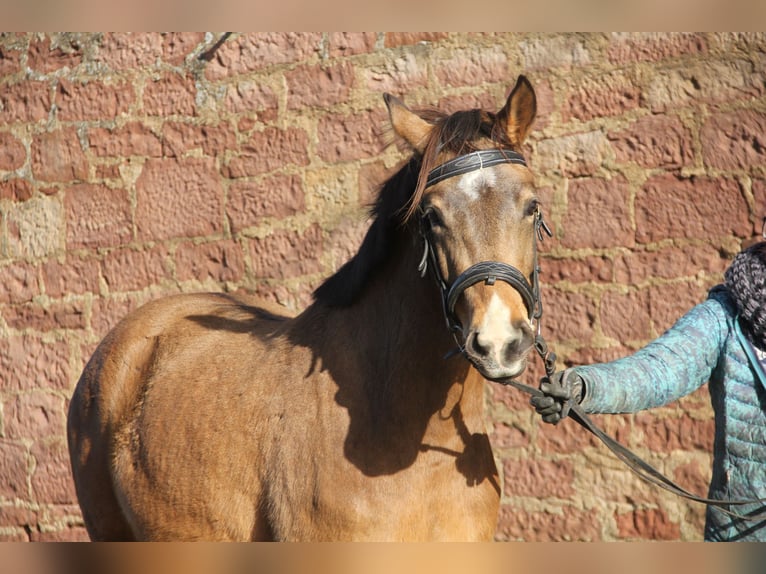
(402, 108, 514, 222)
(313, 106, 514, 308)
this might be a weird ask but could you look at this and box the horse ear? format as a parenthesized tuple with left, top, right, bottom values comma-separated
(497, 76, 537, 147)
(384, 93, 432, 153)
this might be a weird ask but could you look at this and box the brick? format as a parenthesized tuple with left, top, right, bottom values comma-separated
(0, 441, 29, 500)
(543, 255, 613, 284)
(88, 122, 162, 158)
(535, 131, 609, 177)
(436, 92, 501, 116)
(615, 508, 680, 540)
(42, 255, 101, 298)
(545, 288, 597, 344)
(490, 378, 541, 412)
(6, 195, 64, 258)
(56, 79, 134, 122)
(32, 526, 90, 542)
(174, 240, 245, 283)
(90, 295, 144, 338)
(701, 110, 766, 171)
(502, 457, 575, 498)
(227, 175, 305, 232)
(31, 128, 88, 183)
(0, 132, 26, 171)
(65, 183, 132, 248)
(496, 506, 602, 541)
(645, 60, 763, 113)
(358, 161, 391, 208)
(0, 45, 23, 76)
(286, 62, 355, 109)
(204, 33, 322, 80)
(0, 175, 32, 200)
(4, 392, 67, 441)
(520, 36, 591, 70)
(223, 82, 278, 115)
(326, 217, 368, 272)
(566, 344, 635, 367)
(384, 33, 448, 47)
(0, 80, 51, 124)
(0, 262, 38, 304)
(224, 128, 310, 177)
(433, 45, 508, 88)
(328, 32, 377, 57)
(636, 175, 749, 243)
(0, 504, 37, 528)
(600, 288, 652, 342)
(0, 531, 30, 542)
(609, 114, 694, 169)
(561, 176, 633, 249)
(317, 110, 387, 163)
(162, 32, 205, 65)
(31, 439, 77, 505)
(249, 225, 324, 280)
(4, 300, 86, 332)
(102, 245, 171, 292)
(363, 52, 429, 94)
(95, 32, 164, 69)
(526, 77, 555, 131)
(535, 420, 600, 454)
(614, 244, 728, 286)
(246, 281, 316, 313)
(0, 335, 71, 392)
(648, 281, 710, 333)
(143, 72, 197, 117)
(135, 158, 223, 241)
(238, 117, 258, 133)
(607, 32, 707, 64)
(27, 35, 83, 73)
(566, 66, 639, 120)
(161, 121, 236, 158)
(673, 460, 710, 501)
(490, 421, 531, 450)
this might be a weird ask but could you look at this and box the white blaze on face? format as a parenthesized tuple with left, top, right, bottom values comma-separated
(457, 170, 495, 202)
(476, 293, 515, 355)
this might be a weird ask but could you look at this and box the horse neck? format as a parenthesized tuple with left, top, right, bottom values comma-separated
(302, 230, 487, 428)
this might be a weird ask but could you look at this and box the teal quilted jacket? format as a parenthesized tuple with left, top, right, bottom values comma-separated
(572, 285, 766, 541)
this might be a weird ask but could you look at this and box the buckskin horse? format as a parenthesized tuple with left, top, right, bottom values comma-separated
(67, 76, 547, 541)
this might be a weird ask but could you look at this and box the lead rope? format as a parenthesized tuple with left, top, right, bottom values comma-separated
(502, 233, 766, 522)
(500, 329, 766, 521)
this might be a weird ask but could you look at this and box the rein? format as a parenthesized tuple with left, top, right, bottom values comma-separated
(419, 148, 766, 522)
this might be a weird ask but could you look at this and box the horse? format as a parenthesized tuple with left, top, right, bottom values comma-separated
(67, 75, 544, 541)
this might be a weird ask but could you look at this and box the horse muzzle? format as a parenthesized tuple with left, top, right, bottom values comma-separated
(462, 313, 535, 380)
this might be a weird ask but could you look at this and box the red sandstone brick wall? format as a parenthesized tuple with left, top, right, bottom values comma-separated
(1, 32, 764, 541)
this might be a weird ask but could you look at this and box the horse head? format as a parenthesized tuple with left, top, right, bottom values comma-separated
(385, 76, 544, 381)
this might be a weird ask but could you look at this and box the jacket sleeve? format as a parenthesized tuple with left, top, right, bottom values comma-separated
(574, 295, 729, 414)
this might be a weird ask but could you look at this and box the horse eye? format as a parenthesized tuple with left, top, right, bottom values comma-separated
(524, 199, 540, 218)
(424, 208, 445, 229)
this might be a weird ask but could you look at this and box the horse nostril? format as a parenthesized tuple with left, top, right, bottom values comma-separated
(502, 329, 533, 363)
(468, 331, 490, 358)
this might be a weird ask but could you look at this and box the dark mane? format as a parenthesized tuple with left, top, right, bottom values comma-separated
(313, 107, 512, 307)
(312, 157, 420, 307)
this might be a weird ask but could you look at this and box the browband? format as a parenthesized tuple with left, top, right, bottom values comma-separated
(425, 149, 526, 188)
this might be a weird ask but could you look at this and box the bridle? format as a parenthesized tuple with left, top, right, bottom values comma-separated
(417, 147, 766, 522)
(417, 149, 552, 350)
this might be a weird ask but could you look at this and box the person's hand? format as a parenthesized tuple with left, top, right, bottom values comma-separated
(530, 370, 585, 424)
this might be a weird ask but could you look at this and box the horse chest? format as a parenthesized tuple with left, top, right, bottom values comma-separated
(272, 441, 499, 541)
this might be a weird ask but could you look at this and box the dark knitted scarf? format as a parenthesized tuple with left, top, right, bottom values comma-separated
(725, 241, 766, 352)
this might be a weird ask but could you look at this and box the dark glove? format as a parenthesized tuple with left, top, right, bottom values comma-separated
(530, 369, 585, 425)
